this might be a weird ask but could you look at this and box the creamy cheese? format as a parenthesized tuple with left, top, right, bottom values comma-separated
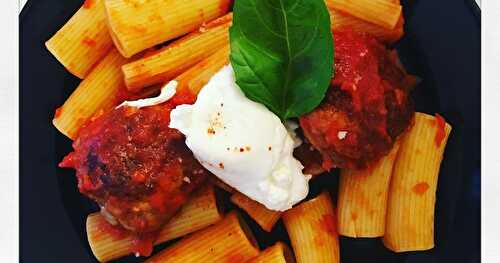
(169, 65, 310, 211)
(117, 80, 177, 109)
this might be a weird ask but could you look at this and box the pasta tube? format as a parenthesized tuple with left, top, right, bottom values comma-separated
(329, 8, 404, 44)
(54, 42, 229, 140)
(230, 191, 281, 232)
(282, 192, 340, 263)
(122, 14, 232, 92)
(45, 0, 113, 78)
(52, 48, 130, 139)
(87, 185, 223, 262)
(326, 0, 402, 30)
(175, 45, 230, 96)
(337, 141, 401, 238)
(146, 211, 259, 263)
(383, 112, 452, 252)
(248, 242, 295, 263)
(104, 0, 232, 58)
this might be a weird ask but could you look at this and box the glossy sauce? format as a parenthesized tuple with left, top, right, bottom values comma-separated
(300, 30, 415, 169)
(434, 113, 446, 147)
(60, 90, 208, 255)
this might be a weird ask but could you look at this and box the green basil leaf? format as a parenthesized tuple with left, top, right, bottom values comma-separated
(229, 0, 334, 120)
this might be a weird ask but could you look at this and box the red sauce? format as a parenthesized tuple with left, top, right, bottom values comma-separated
(54, 106, 63, 119)
(332, 30, 388, 128)
(226, 253, 247, 262)
(132, 232, 158, 257)
(434, 113, 446, 147)
(351, 212, 358, 221)
(98, 220, 128, 240)
(314, 213, 337, 247)
(83, 0, 94, 9)
(60, 92, 208, 234)
(319, 213, 337, 236)
(82, 37, 96, 47)
(299, 30, 415, 169)
(412, 182, 429, 195)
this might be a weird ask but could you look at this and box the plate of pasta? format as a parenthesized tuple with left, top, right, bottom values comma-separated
(20, 0, 480, 262)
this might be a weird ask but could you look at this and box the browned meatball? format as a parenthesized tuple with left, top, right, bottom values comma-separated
(60, 95, 209, 234)
(300, 30, 416, 170)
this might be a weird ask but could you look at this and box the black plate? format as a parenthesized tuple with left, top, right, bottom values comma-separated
(20, 0, 481, 262)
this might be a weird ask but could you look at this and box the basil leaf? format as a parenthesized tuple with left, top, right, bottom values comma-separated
(230, 0, 334, 120)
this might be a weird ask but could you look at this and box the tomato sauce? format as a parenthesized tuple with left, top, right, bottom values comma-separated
(98, 219, 128, 241)
(60, 91, 209, 239)
(83, 0, 94, 9)
(131, 232, 159, 257)
(300, 30, 415, 169)
(434, 113, 446, 147)
(81, 37, 96, 47)
(54, 106, 63, 119)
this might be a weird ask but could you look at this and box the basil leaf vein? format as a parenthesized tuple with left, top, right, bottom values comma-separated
(230, 0, 334, 120)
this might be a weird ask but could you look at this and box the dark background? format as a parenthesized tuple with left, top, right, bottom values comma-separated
(20, 0, 481, 262)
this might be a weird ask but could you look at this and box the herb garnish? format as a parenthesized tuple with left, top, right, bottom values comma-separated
(230, 0, 334, 120)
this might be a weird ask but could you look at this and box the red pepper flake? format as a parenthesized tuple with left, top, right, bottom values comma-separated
(239, 148, 244, 152)
(434, 113, 446, 147)
(82, 37, 96, 47)
(83, 0, 94, 9)
(218, 162, 224, 169)
(54, 106, 63, 119)
(412, 182, 429, 195)
(207, 127, 216, 135)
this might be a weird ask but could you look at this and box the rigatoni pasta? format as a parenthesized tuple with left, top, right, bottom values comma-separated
(248, 242, 295, 263)
(328, 8, 404, 44)
(104, 0, 232, 58)
(282, 192, 340, 263)
(45, 0, 113, 78)
(175, 45, 230, 96)
(383, 112, 452, 252)
(146, 211, 259, 263)
(52, 48, 130, 139)
(87, 185, 223, 262)
(230, 191, 281, 232)
(327, 0, 402, 29)
(121, 14, 232, 92)
(337, 140, 401, 238)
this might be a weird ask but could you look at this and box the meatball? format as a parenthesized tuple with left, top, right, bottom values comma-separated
(300, 30, 416, 170)
(60, 98, 209, 233)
